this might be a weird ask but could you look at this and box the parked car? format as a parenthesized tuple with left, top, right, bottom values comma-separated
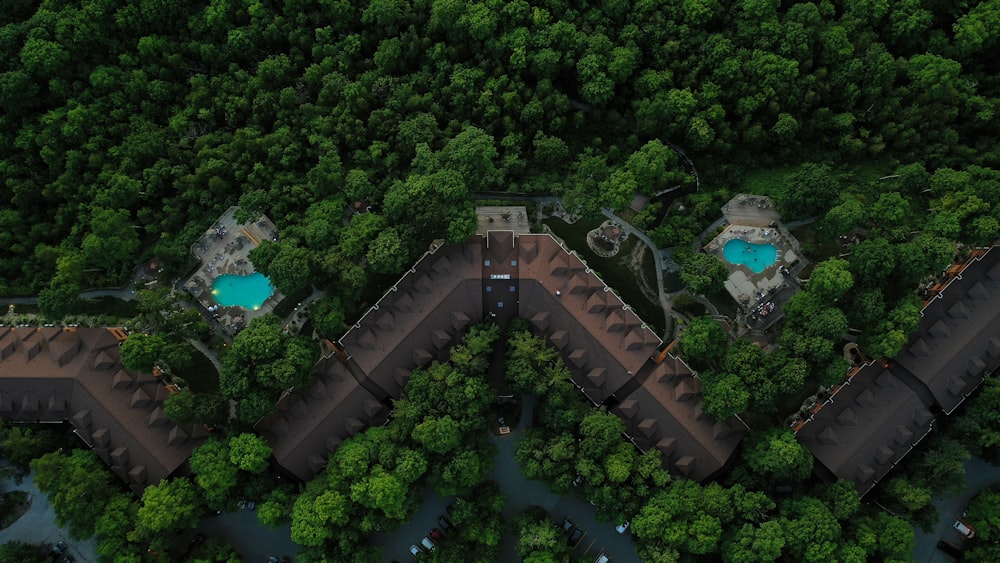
(437, 515, 452, 532)
(61, 555, 75, 563)
(616, 521, 630, 534)
(409, 544, 423, 557)
(51, 542, 67, 555)
(594, 552, 610, 563)
(937, 540, 962, 558)
(267, 557, 278, 563)
(954, 518, 975, 538)
(567, 527, 584, 546)
(430, 528, 444, 541)
(562, 517, 574, 533)
(420, 536, 436, 552)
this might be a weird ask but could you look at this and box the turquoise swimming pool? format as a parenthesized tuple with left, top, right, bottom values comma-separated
(211, 272, 274, 310)
(722, 239, 778, 274)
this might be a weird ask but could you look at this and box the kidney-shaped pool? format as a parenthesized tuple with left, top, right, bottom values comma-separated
(211, 272, 274, 310)
(722, 239, 778, 274)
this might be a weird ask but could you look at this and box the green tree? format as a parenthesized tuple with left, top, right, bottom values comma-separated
(0, 541, 41, 562)
(411, 416, 462, 455)
(744, 429, 814, 482)
(265, 242, 313, 296)
(94, 492, 140, 559)
(257, 488, 295, 529)
(781, 497, 841, 562)
(679, 317, 729, 370)
(366, 228, 407, 274)
(0, 421, 58, 476)
(806, 258, 854, 303)
(781, 163, 840, 218)
(31, 450, 116, 540)
(680, 253, 729, 295)
(130, 478, 203, 545)
(228, 432, 272, 474)
(821, 196, 867, 235)
(80, 207, 142, 281)
(189, 439, 239, 506)
(701, 371, 750, 419)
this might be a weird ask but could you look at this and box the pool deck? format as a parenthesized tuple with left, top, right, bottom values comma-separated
(704, 221, 807, 332)
(183, 207, 283, 335)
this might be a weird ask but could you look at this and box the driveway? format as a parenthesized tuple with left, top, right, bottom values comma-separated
(197, 507, 299, 562)
(0, 471, 99, 562)
(912, 456, 1000, 562)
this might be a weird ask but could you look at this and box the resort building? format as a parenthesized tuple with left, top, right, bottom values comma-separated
(796, 246, 1000, 495)
(0, 327, 206, 493)
(263, 208, 747, 483)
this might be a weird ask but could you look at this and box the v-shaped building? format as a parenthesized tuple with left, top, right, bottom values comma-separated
(0, 326, 207, 493)
(261, 231, 747, 483)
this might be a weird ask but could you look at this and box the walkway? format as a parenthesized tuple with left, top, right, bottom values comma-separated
(3, 262, 151, 305)
(0, 471, 99, 563)
(912, 457, 1000, 562)
(281, 288, 325, 334)
(188, 338, 223, 373)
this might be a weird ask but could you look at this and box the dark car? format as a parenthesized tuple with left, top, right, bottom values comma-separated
(562, 518, 574, 533)
(937, 540, 962, 558)
(437, 515, 452, 531)
(61, 556, 75, 563)
(567, 527, 584, 546)
(51, 542, 67, 555)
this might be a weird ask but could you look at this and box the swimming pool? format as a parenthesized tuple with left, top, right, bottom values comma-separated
(211, 272, 274, 310)
(722, 239, 778, 274)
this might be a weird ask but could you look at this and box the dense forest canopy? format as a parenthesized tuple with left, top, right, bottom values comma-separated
(1, 0, 998, 311)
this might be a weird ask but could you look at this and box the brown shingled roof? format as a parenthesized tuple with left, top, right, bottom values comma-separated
(261, 358, 389, 481)
(796, 362, 935, 495)
(611, 357, 746, 481)
(0, 328, 203, 493)
(339, 240, 484, 399)
(893, 247, 1000, 414)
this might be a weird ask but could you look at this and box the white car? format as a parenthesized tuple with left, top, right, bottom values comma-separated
(409, 544, 423, 557)
(953, 519, 975, 538)
(616, 521, 630, 534)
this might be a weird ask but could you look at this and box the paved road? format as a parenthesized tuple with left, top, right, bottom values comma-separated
(0, 471, 99, 562)
(196, 507, 299, 562)
(912, 457, 1000, 562)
